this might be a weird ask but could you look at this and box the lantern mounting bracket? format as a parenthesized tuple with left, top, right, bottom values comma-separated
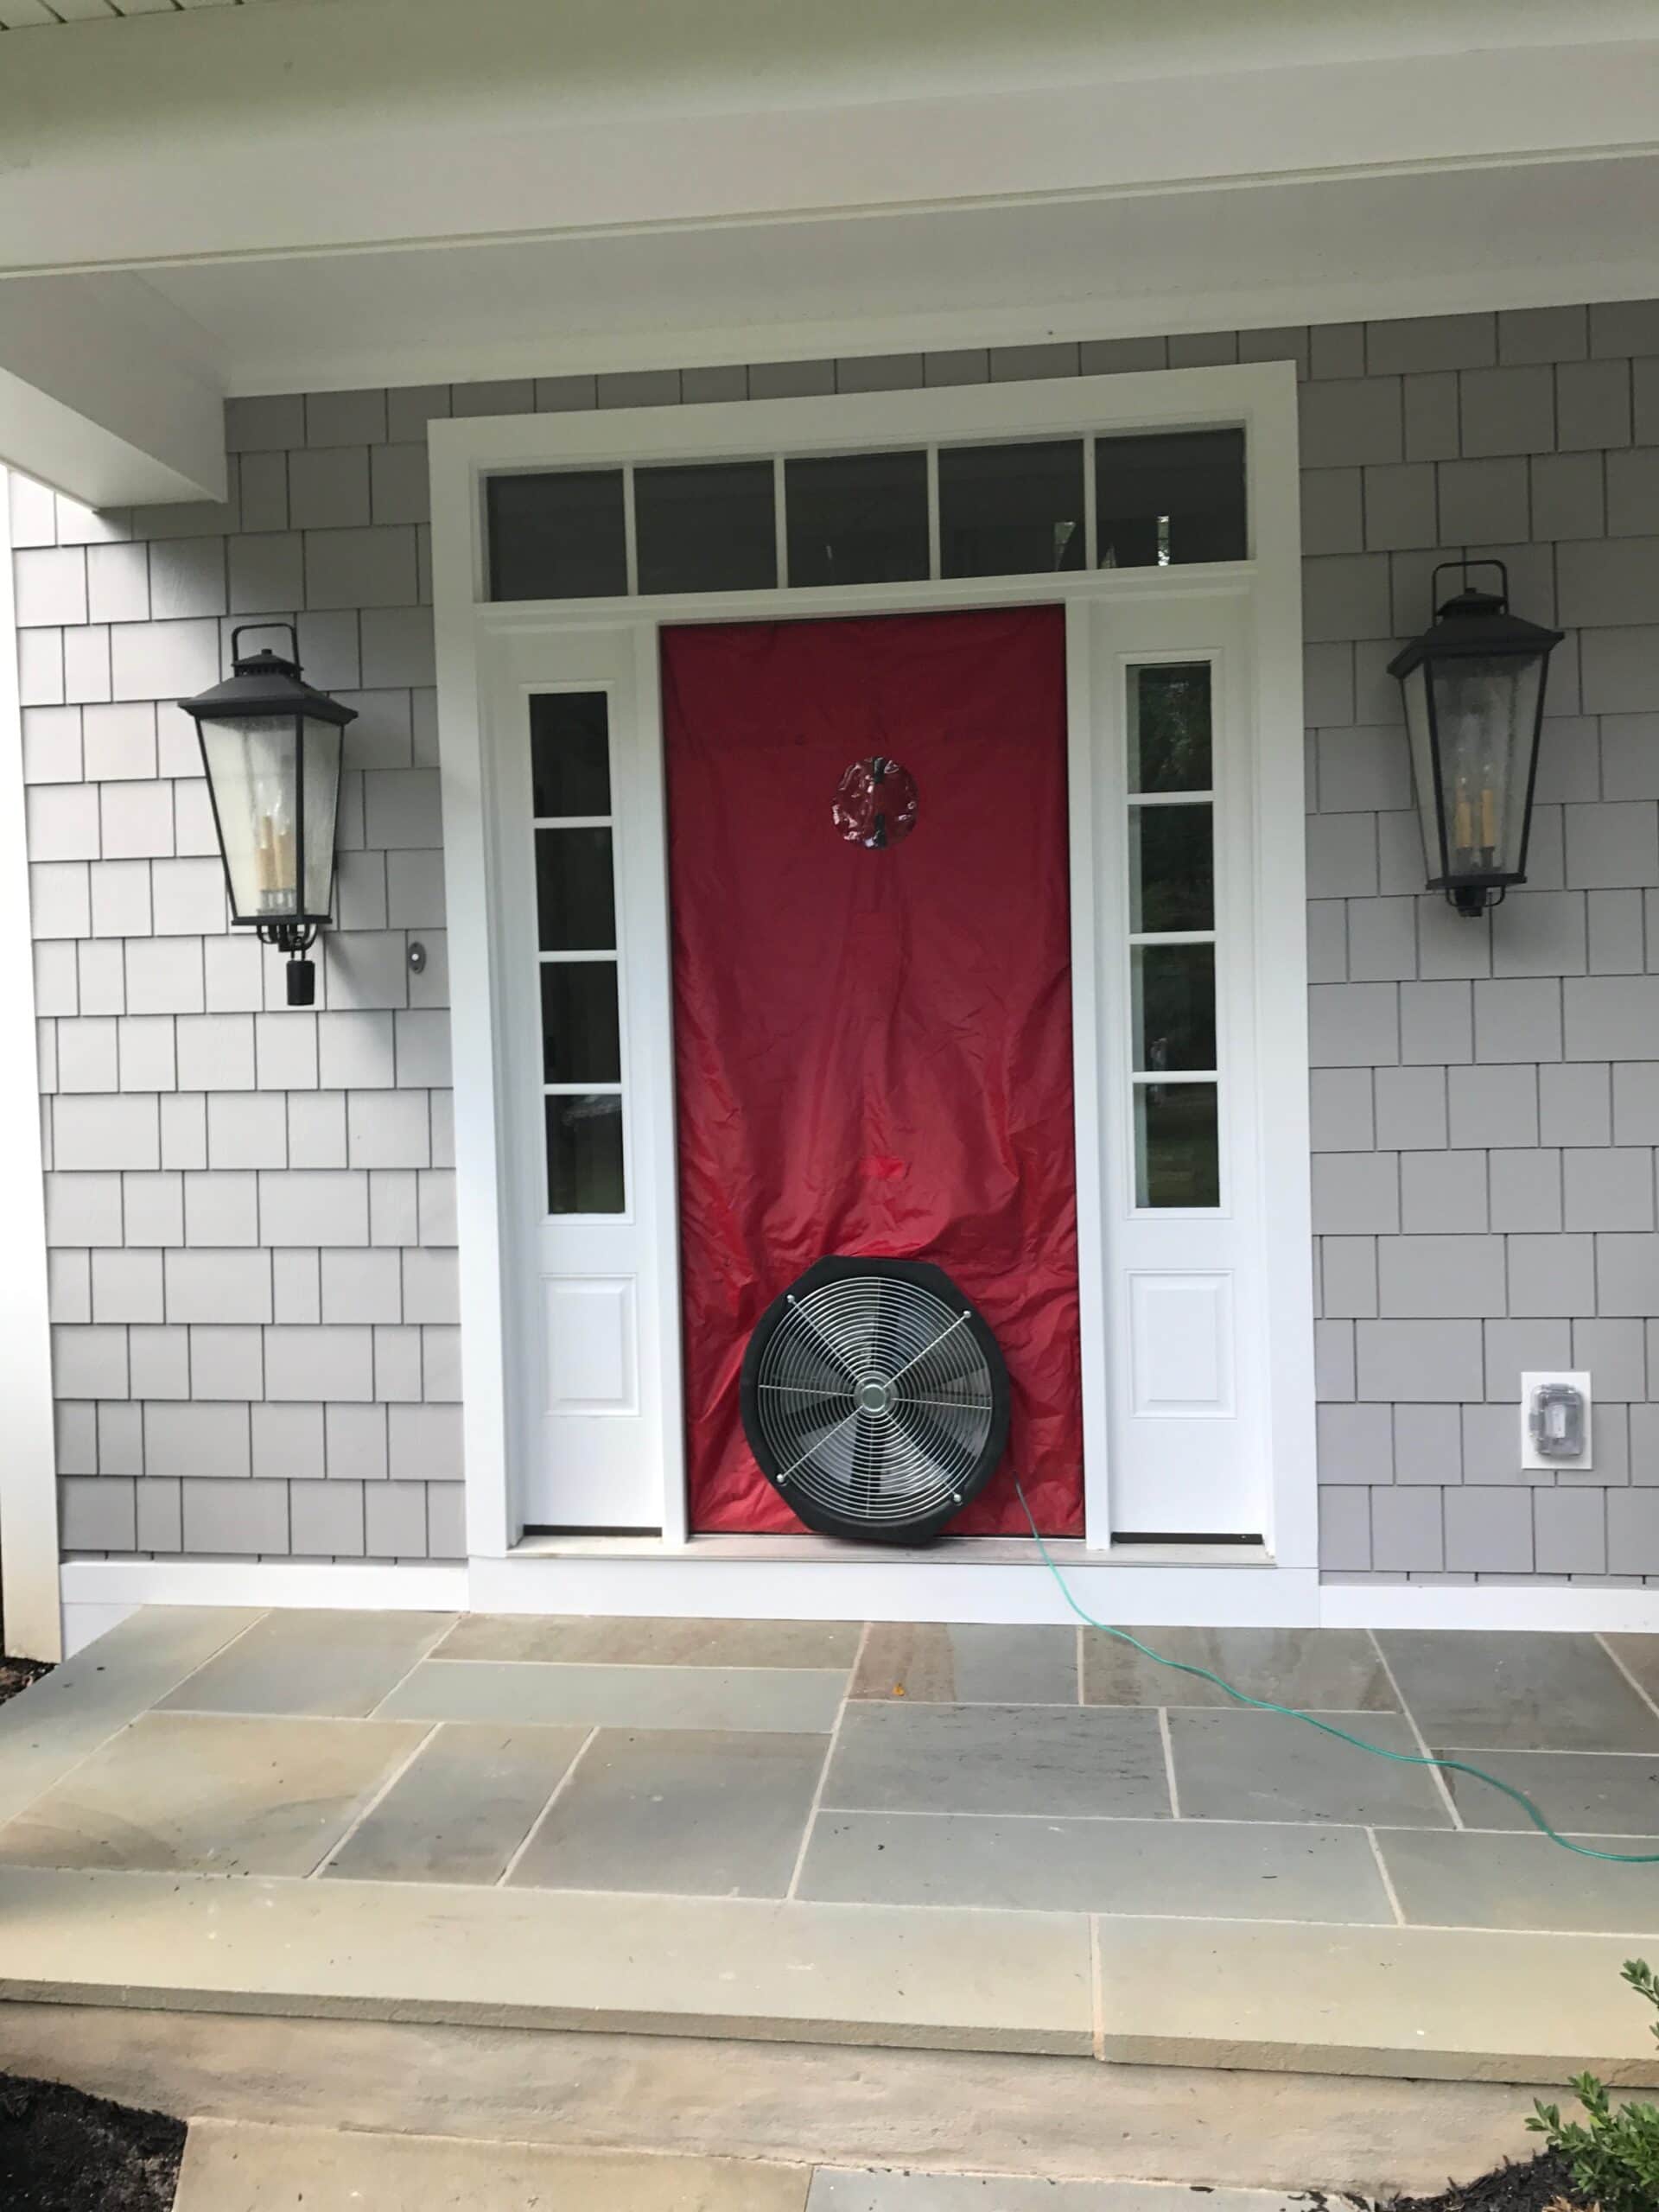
(1430, 556, 1509, 622)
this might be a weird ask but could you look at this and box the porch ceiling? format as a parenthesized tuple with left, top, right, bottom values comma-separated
(137, 153, 1659, 397)
(2, 0, 1657, 505)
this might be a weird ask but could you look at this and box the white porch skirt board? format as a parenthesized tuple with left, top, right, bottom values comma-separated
(58, 1555, 1658, 1655)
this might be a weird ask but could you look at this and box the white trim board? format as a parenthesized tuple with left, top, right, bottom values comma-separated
(432, 359, 1315, 1584)
(1318, 1583, 1659, 1636)
(217, 252, 1659, 404)
(57, 1556, 1659, 1637)
(0, 467, 62, 1663)
(59, 1560, 468, 1620)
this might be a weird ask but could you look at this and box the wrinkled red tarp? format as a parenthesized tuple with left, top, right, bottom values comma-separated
(663, 607, 1084, 1536)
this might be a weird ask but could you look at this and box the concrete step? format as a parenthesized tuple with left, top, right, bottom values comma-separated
(171, 2124, 1324, 2212)
(0, 1999, 1553, 2202)
(174, 2120, 810, 2210)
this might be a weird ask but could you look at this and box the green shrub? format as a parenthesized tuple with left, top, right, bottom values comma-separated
(1528, 1958, 1659, 2212)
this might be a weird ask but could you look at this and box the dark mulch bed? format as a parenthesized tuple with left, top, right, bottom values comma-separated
(0, 2074, 184, 2211)
(1387, 2147, 1585, 2212)
(0, 1657, 53, 1707)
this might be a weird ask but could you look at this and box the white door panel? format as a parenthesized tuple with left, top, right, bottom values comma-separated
(485, 622, 680, 1533)
(1086, 594, 1268, 1540)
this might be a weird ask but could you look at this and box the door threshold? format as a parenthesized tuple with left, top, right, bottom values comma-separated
(509, 1529, 1275, 1568)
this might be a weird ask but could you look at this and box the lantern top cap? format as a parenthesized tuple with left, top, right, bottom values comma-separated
(1387, 557, 1563, 678)
(177, 622, 357, 728)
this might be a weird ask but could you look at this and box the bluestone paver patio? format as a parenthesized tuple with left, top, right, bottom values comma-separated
(0, 1606, 1655, 2076)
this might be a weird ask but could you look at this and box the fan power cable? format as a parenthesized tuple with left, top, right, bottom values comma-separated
(1012, 1477, 1659, 1867)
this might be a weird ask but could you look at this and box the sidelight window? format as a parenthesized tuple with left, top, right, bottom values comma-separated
(531, 691, 626, 1214)
(1126, 661, 1221, 1210)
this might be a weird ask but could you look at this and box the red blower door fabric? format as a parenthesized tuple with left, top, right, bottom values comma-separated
(663, 607, 1084, 1536)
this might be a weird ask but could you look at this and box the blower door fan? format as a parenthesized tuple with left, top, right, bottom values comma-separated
(740, 1257, 1011, 1543)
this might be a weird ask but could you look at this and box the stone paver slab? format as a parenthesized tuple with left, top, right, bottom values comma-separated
(798, 1812, 1392, 1923)
(1377, 1630, 1659, 1752)
(1094, 1915, 1659, 2081)
(161, 1609, 454, 1719)
(512, 1728, 826, 1897)
(436, 1614, 861, 1669)
(810, 2177, 1310, 2211)
(1167, 1709, 1451, 1827)
(1603, 1635, 1659, 1709)
(0, 1713, 426, 1877)
(0, 1608, 264, 1827)
(0, 1866, 1094, 2052)
(1083, 1627, 1395, 1713)
(1375, 1827, 1659, 1935)
(324, 1723, 588, 1884)
(823, 1704, 1168, 1818)
(1436, 1746, 1659, 1834)
(176, 2119, 810, 2210)
(378, 1660, 846, 1732)
(852, 1625, 1078, 1705)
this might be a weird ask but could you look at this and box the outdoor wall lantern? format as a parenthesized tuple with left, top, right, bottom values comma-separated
(1387, 559, 1563, 918)
(179, 625, 356, 1005)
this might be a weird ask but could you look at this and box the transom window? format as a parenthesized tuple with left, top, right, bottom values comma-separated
(486, 429, 1245, 600)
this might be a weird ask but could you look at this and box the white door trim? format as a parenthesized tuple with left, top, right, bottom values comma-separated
(430, 359, 1313, 1593)
(0, 469, 63, 1662)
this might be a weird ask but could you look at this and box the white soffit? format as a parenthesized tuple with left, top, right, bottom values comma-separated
(0, 3, 1656, 270)
(137, 153, 1659, 394)
(1, 1, 1657, 490)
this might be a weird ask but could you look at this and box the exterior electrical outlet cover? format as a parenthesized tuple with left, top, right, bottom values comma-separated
(1520, 1371, 1592, 1472)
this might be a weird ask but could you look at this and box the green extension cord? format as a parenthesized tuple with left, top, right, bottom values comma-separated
(1012, 1480, 1659, 1867)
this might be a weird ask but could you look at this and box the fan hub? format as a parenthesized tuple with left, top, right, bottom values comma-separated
(855, 1374, 896, 1416)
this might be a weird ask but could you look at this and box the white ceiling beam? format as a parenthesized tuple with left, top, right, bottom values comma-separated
(0, 2, 1655, 273)
(0, 274, 225, 506)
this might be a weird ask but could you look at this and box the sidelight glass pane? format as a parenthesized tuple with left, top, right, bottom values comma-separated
(938, 439, 1085, 578)
(1135, 1084, 1220, 1208)
(1129, 804, 1214, 933)
(488, 471, 628, 601)
(1096, 429, 1246, 569)
(540, 962, 621, 1084)
(785, 449, 929, 587)
(635, 460, 778, 594)
(1132, 943, 1217, 1072)
(546, 1093, 625, 1214)
(1129, 662, 1212, 794)
(536, 827, 616, 950)
(531, 692, 611, 817)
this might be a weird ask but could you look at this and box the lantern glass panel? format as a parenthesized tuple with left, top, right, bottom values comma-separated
(197, 711, 342, 924)
(1426, 651, 1544, 883)
(199, 713, 302, 922)
(301, 714, 344, 918)
(1400, 663, 1440, 880)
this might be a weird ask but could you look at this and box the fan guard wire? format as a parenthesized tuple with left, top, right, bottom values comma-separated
(753, 1274, 994, 1527)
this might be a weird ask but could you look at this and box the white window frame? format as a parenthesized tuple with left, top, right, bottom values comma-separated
(430, 361, 1319, 1623)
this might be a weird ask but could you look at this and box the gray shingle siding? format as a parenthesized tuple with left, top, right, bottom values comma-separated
(14, 303, 1659, 1579)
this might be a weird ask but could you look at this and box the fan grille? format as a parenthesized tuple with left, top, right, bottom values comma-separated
(746, 1265, 1002, 1535)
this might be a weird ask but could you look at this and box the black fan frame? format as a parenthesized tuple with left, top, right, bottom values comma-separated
(739, 1255, 1012, 1544)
